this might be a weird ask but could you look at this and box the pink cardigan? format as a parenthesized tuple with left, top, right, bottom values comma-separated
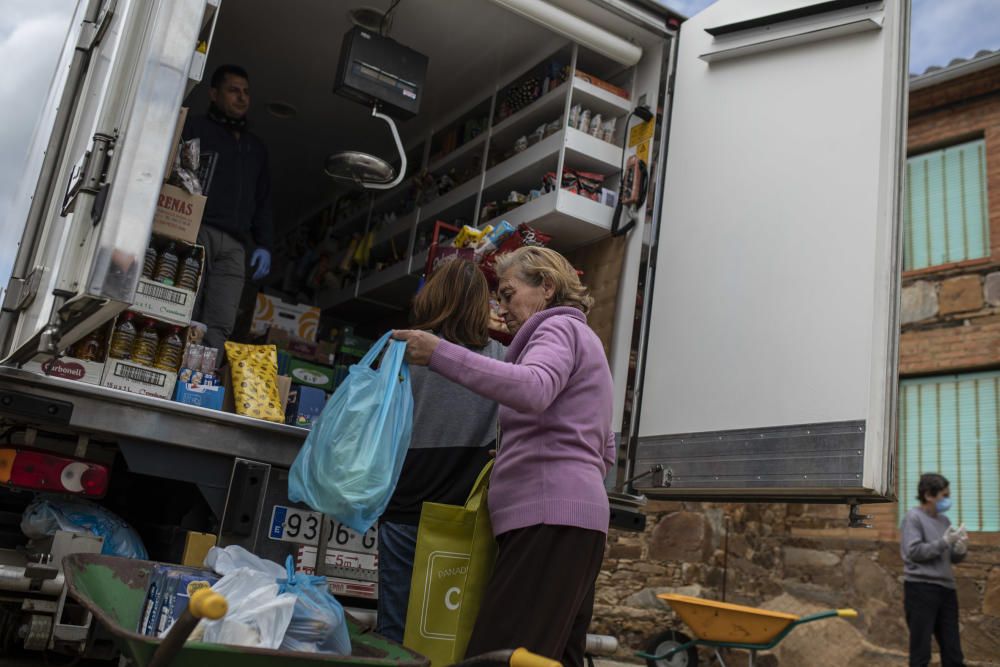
(429, 307, 615, 535)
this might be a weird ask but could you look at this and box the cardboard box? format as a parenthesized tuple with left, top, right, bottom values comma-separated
(24, 356, 105, 385)
(164, 107, 189, 179)
(133, 279, 198, 327)
(181, 531, 216, 567)
(153, 184, 206, 245)
(265, 327, 337, 365)
(252, 294, 320, 342)
(288, 358, 336, 392)
(139, 564, 218, 637)
(101, 359, 178, 400)
(174, 381, 225, 411)
(285, 385, 327, 429)
(132, 239, 203, 326)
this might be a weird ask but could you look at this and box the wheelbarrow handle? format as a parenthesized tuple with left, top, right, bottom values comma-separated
(147, 589, 227, 667)
(451, 648, 562, 667)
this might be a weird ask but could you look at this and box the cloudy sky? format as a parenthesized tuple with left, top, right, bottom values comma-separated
(1, 0, 998, 289)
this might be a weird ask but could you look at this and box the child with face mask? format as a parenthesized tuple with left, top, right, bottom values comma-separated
(900, 473, 969, 667)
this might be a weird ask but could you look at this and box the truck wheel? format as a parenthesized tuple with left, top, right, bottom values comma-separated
(644, 629, 699, 667)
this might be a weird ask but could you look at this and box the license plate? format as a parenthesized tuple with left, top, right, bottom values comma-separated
(268, 505, 377, 553)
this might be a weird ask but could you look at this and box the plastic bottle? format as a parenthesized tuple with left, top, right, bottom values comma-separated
(174, 246, 203, 291)
(153, 242, 180, 286)
(72, 330, 103, 361)
(154, 326, 184, 372)
(108, 312, 138, 360)
(142, 246, 158, 279)
(132, 319, 160, 366)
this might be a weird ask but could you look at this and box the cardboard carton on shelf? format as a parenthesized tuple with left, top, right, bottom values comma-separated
(99, 314, 188, 400)
(174, 381, 225, 411)
(101, 358, 178, 400)
(288, 357, 336, 392)
(285, 385, 326, 429)
(152, 184, 206, 245)
(252, 294, 320, 343)
(24, 356, 105, 385)
(133, 240, 205, 326)
(23, 321, 114, 384)
(265, 327, 337, 366)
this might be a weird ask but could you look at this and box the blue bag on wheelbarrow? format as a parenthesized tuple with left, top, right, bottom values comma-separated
(289, 331, 413, 534)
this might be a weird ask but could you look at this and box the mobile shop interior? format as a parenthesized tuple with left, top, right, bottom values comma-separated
(184, 0, 677, 342)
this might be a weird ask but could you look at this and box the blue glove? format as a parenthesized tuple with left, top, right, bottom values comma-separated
(251, 248, 271, 281)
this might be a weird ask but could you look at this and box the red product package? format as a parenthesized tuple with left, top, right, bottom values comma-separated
(480, 223, 553, 287)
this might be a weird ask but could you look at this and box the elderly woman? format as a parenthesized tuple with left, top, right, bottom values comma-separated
(394, 246, 615, 667)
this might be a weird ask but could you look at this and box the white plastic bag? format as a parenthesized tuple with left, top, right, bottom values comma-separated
(199, 568, 296, 649)
(204, 545, 286, 579)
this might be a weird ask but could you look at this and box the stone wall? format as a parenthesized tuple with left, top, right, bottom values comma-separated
(591, 502, 1000, 665)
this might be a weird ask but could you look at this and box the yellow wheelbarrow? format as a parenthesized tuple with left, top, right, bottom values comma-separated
(637, 594, 858, 667)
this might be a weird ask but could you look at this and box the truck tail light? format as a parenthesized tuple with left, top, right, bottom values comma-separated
(0, 448, 109, 497)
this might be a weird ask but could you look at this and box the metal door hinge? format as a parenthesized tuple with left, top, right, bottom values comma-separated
(62, 132, 115, 220)
(76, 0, 117, 52)
(2, 268, 44, 313)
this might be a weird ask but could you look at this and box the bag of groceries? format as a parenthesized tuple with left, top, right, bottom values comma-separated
(289, 331, 413, 534)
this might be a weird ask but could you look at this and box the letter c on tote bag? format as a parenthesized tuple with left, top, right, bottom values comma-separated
(404, 461, 496, 666)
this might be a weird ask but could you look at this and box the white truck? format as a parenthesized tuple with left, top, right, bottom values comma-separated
(0, 0, 908, 658)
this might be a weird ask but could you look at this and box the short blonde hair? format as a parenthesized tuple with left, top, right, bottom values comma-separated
(494, 246, 594, 314)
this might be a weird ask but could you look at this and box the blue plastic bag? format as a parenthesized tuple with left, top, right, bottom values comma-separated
(278, 556, 352, 655)
(289, 331, 413, 534)
(20, 496, 148, 559)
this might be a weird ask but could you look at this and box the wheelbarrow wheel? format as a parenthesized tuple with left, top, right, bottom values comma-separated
(644, 629, 699, 667)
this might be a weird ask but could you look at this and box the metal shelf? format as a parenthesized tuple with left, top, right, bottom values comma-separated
(483, 189, 614, 249)
(427, 132, 488, 175)
(563, 127, 623, 175)
(571, 77, 632, 118)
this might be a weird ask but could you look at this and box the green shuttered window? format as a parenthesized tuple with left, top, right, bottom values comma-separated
(899, 371, 1000, 532)
(904, 139, 990, 271)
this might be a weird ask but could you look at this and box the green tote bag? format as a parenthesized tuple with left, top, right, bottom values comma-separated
(403, 461, 496, 666)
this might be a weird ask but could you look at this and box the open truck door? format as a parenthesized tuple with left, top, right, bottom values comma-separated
(0, 0, 218, 363)
(627, 0, 909, 503)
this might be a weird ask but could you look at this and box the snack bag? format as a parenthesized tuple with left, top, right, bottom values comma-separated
(225, 343, 284, 423)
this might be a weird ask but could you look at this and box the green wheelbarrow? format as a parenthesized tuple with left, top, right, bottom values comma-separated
(637, 594, 859, 667)
(63, 553, 560, 667)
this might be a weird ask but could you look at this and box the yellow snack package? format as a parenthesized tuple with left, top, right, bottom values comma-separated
(224, 342, 284, 423)
(453, 225, 484, 248)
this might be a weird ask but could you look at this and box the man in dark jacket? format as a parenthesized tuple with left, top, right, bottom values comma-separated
(184, 64, 273, 351)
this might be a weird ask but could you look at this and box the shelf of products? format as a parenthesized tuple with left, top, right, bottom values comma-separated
(373, 211, 417, 247)
(313, 44, 635, 311)
(490, 85, 569, 144)
(563, 128, 623, 174)
(418, 177, 482, 223)
(427, 132, 488, 175)
(484, 131, 563, 194)
(571, 77, 632, 118)
(483, 189, 614, 247)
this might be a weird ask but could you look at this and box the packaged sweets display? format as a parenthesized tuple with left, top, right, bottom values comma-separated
(225, 343, 284, 423)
